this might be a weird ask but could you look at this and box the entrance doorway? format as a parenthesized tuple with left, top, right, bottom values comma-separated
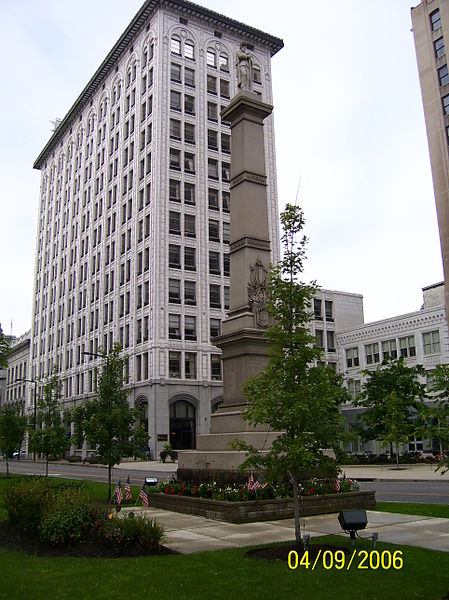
(170, 400, 196, 449)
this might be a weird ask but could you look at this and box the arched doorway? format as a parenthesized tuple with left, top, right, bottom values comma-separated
(135, 396, 149, 441)
(169, 399, 196, 449)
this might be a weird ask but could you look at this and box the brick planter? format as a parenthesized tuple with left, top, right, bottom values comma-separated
(148, 491, 376, 523)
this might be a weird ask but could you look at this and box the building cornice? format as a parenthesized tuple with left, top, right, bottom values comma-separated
(33, 0, 283, 170)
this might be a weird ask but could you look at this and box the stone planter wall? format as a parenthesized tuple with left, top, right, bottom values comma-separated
(148, 491, 376, 523)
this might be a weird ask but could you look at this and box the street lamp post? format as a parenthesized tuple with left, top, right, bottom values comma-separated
(18, 378, 38, 461)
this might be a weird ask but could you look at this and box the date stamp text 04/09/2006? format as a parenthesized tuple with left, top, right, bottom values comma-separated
(288, 550, 404, 571)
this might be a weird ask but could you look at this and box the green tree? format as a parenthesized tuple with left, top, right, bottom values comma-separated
(233, 204, 349, 545)
(73, 344, 147, 500)
(0, 406, 27, 477)
(355, 357, 427, 461)
(0, 323, 10, 368)
(425, 364, 449, 473)
(28, 371, 70, 477)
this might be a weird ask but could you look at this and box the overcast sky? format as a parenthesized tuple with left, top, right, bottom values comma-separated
(0, 0, 442, 336)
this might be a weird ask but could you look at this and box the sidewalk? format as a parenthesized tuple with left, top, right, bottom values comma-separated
(340, 464, 449, 481)
(118, 460, 178, 474)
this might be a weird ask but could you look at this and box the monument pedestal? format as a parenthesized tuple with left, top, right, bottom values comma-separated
(178, 89, 280, 483)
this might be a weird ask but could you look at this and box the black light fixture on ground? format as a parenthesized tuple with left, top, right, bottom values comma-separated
(338, 509, 368, 546)
(17, 377, 38, 461)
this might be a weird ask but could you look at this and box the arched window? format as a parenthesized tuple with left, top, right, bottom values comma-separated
(185, 39, 195, 60)
(211, 396, 223, 414)
(207, 48, 216, 68)
(171, 35, 181, 56)
(219, 52, 229, 73)
(169, 399, 196, 449)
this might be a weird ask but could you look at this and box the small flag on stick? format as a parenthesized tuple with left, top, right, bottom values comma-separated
(114, 480, 123, 505)
(139, 484, 149, 508)
(125, 476, 132, 501)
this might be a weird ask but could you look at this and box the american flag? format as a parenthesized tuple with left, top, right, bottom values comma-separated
(114, 480, 123, 505)
(139, 484, 149, 508)
(247, 473, 267, 491)
(125, 476, 132, 501)
(334, 479, 341, 492)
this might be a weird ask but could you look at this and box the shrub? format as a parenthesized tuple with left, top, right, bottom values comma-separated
(3, 477, 52, 532)
(96, 514, 165, 552)
(67, 455, 82, 463)
(39, 483, 93, 544)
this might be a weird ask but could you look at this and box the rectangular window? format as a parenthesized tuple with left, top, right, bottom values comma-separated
(170, 148, 181, 170)
(169, 314, 181, 339)
(347, 379, 361, 399)
(382, 339, 397, 360)
(184, 122, 195, 144)
(207, 74, 217, 94)
(207, 101, 218, 121)
(222, 192, 230, 212)
(208, 129, 218, 150)
(184, 95, 195, 115)
(442, 94, 449, 116)
(365, 343, 380, 365)
(210, 318, 221, 338)
(346, 347, 359, 368)
(439, 64, 449, 86)
(326, 330, 335, 352)
(169, 211, 181, 234)
(169, 351, 181, 378)
(170, 63, 182, 83)
(399, 335, 416, 358)
(435, 37, 446, 59)
(222, 162, 230, 181)
(209, 188, 219, 209)
(185, 67, 195, 87)
(169, 244, 181, 268)
(184, 316, 196, 341)
(170, 90, 181, 111)
(423, 330, 441, 354)
(221, 133, 230, 153)
(170, 118, 181, 140)
(314, 298, 322, 320)
(431, 9, 442, 31)
(208, 159, 219, 180)
(169, 179, 181, 202)
(325, 300, 333, 321)
(210, 284, 221, 308)
(184, 246, 196, 271)
(209, 251, 221, 274)
(184, 182, 195, 205)
(315, 329, 324, 349)
(169, 279, 181, 303)
(209, 219, 220, 241)
(184, 152, 195, 173)
(184, 214, 196, 238)
(223, 253, 230, 276)
(184, 280, 196, 305)
(185, 352, 196, 379)
(220, 79, 230, 98)
(211, 355, 222, 380)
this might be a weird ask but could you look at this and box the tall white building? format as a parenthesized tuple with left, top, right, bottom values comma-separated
(30, 1, 282, 458)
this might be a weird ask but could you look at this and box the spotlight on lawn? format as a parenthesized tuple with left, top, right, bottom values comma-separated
(338, 510, 368, 546)
(145, 477, 158, 487)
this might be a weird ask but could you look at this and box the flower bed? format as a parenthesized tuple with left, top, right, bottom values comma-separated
(148, 479, 376, 523)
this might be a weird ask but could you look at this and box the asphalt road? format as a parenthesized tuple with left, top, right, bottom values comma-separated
(2, 461, 449, 504)
(0, 460, 172, 486)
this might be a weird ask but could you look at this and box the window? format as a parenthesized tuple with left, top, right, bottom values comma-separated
(326, 330, 335, 352)
(169, 244, 181, 268)
(184, 152, 195, 173)
(170, 119, 181, 140)
(365, 343, 380, 365)
(209, 188, 219, 209)
(185, 40, 194, 60)
(325, 300, 333, 321)
(253, 66, 262, 84)
(430, 9, 442, 31)
(184, 95, 195, 115)
(208, 101, 218, 121)
(224, 286, 230, 309)
(211, 355, 222, 380)
(443, 94, 449, 116)
(184, 182, 195, 205)
(222, 192, 230, 212)
(219, 53, 229, 72)
(208, 129, 218, 150)
(208, 159, 219, 179)
(222, 162, 230, 181)
(423, 330, 441, 354)
(171, 37, 181, 55)
(382, 339, 397, 360)
(210, 318, 221, 338)
(169, 314, 181, 339)
(347, 379, 361, 399)
(207, 48, 216, 67)
(170, 90, 181, 111)
(168, 279, 181, 304)
(185, 67, 195, 87)
(207, 74, 217, 94)
(209, 251, 220, 274)
(438, 64, 449, 86)
(220, 79, 230, 98)
(169, 351, 181, 378)
(223, 253, 230, 276)
(170, 63, 182, 83)
(170, 148, 181, 170)
(210, 284, 221, 308)
(185, 353, 196, 379)
(346, 347, 359, 368)
(314, 298, 322, 319)
(315, 329, 324, 348)
(435, 37, 446, 59)
(184, 246, 196, 271)
(169, 211, 181, 234)
(221, 133, 230, 153)
(184, 316, 196, 341)
(184, 214, 195, 238)
(170, 179, 181, 202)
(184, 122, 195, 144)
(209, 219, 220, 241)
(399, 335, 416, 358)
(184, 280, 196, 305)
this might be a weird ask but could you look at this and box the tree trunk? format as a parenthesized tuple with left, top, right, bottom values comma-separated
(108, 464, 112, 501)
(292, 474, 302, 546)
(45, 456, 49, 478)
(395, 444, 399, 469)
(6, 459, 9, 478)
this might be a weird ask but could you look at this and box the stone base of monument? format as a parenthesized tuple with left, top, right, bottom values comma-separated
(146, 491, 376, 524)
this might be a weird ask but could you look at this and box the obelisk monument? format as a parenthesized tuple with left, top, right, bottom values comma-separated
(178, 45, 279, 482)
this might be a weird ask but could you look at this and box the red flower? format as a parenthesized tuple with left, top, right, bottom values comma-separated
(170, 488, 175, 494)
(165, 487, 169, 494)
(309, 488, 314, 494)
(178, 491, 182, 496)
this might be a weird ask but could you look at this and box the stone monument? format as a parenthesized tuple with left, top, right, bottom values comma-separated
(178, 55, 280, 482)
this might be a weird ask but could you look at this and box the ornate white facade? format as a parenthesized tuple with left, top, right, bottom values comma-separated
(30, 1, 282, 458)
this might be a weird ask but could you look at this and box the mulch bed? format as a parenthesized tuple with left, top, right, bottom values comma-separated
(247, 543, 351, 561)
(0, 520, 177, 558)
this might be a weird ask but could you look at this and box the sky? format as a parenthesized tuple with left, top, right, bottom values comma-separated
(0, 0, 443, 336)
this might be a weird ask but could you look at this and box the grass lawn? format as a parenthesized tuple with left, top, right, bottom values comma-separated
(375, 501, 449, 519)
(0, 476, 448, 599)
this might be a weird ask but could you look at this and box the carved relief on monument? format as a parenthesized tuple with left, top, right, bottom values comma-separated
(248, 258, 269, 328)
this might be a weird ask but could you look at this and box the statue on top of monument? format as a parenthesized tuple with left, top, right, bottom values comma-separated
(235, 42, 253, 92)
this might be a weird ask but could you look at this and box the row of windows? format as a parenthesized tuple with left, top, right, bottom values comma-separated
(169, 351, 221, 380)
(345, 330, 440, 368)
(6, 360, 28, 384)
(314, 298, 334, 321)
